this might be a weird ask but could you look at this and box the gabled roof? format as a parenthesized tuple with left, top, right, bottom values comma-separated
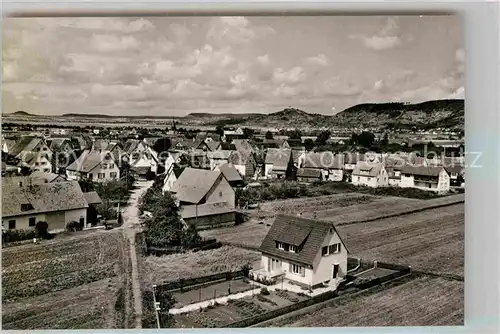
(444, 165, 464, 175)
(228, 149, 254, 166)
(83, 191, 102, 205)
(265, 148, 292, 171)
(171, 168, 222, 204)
(232, 139, 254, 154)
(292, 149, 305, 165)
(10, 136, 43, 157)
(207, 150, 233, 160)
(181, 201, 235, 219)
(303, 152, 343, 170)
(2, 180, 88, 218)
(47, 138, 72, 151)
(30, 171, 65, 183)
(66, 150, 115, 173)
(218, 163, 243, 183)
(352, 161, 384, 177)
(296, 168, 322, 179)
(259, 215, 349, 268)
(206, 141, 221, 152)
(401, 165, 444, 177)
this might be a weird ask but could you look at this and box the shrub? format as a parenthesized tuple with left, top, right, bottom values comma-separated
(260, 287, 270, 295)
(241, 264, 251, 277)
(35, 221, 49, 239)
(2, 229, 37, 243)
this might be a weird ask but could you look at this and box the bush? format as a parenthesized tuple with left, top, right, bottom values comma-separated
(35, 221, 49, 239)
(241, 264, 251, 277)
(260, 287, 270, 295)
(66, 220, 84, 232)
(2, 229, 37, 243)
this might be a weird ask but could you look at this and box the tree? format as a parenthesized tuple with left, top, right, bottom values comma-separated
(350, 133, 359, 145)
(172, 121, 177, 131)
(78, 178, 95, 192)
(97, 201, 117, 220)
(215, 125, 224, 137)
(20, 166, 31, 176)
(153, 137, 171, 155)
(315, 130, 331, 146)
(35, 221, 49, 239)
(288, 129, 302, 140)
(265, 131, 274, 140)
(242, 128, 254, 139)
(182, 223, 202, 248)
(381, 133, 389, 146)
(357, 131, 376, 148)
(304, 139, 315, 151)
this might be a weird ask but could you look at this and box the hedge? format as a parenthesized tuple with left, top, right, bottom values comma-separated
(2, 229, 37, 243)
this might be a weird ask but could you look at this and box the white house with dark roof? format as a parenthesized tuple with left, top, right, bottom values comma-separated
(400, 166, 450, 193)
(180, 202, 236, 230)
(252, 214, 349, 290)
(66, 150, 120, 182)
(10, 136, 53, 173)
(301, 152, 344, 181)
(171, 167, 235, 207)
(1, 179, 89, 232)
(216, 163, 244, 188)
(207, 150, 233, 170)
(162, 163, 185, 194)
(351, 161, 388, 188)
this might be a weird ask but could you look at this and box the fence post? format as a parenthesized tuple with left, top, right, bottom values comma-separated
(199, 286, 202, 302)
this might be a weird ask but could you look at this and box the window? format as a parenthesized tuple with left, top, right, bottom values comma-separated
(88, 174, 94, 180)
(29, 217, 36, 227)
(43, 147, 47, 151)
(357, 176, 360, 182)
(110, 172, 117, 179)
(8, 220, 16, 229)
(322, 243, 341, 256)
(41, 161, 46, 165)
(219, 191, 223, 197)
(102, 164, 107, 169)
(276, 242, 285, 250)
(36, 147, 41, 151)
(35, 162, 40, 166)
(43, 169, 50, 173)
(98, 173, 105, 179)
(109, 163, 115, 169)
(290, 264, 304, 276)
(21, 203, 34, 211)
(289, 245, 297, 253)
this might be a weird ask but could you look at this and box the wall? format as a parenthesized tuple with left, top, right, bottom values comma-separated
(328, 169, 343, 182)
(400, 174, 414, 188)
(162, 173, 177, 194)
(31, 152, 53, 173)
(438, 169, 450, 194)
(234, 164, 247, 178)
(388, 178, 401, 187)
(352, 175, 377, 188)
(264, 164, 273, 178)
(376, 167, 389, 187)
(89, 161, 120, 182)
(185, 212, 236, 230)
(2, 213, 46, 231)
(205, 175, 235, 207)
(64, 208, 88, 227)
(260, 255, 313, 286)
(311, 228, 347, 287)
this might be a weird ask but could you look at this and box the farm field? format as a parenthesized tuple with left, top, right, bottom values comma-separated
(2, 230, 133, 330)
(172, 289, 309, 328)
(141, 246, 261, 285)
(338, 203, 464, 277)
(276, 276, 463, 327)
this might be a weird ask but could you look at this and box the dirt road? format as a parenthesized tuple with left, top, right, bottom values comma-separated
(121, 180, 153, 328)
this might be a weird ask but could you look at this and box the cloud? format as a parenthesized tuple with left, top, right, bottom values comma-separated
(257, 54, 270, 65)
(90, 34, 141, 52)
(350, 17, 402, 50)
(206, 16, 275, 46)
(31, 17, 155, 33)
(272, 67, 306, 84)
(319, 77, 363, 97)
(169, 23, 191, 40)
(306, 53, 329, 66)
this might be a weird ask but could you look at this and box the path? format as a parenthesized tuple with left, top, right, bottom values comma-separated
(121, 180, 154, 328)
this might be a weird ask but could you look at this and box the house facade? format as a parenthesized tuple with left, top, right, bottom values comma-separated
(301, 152, 344, 182)
(351, 162, 388, 188)
(66, 150, 120, 182)
(180, 202, 236, 230)
(253, 215, 348, 290)
(264, 148, 294, 180)
(400, 166, 450, 193)
(162, 164, 185, 194)
(2, 180, 89, 233)
(10, 137, 53, 173)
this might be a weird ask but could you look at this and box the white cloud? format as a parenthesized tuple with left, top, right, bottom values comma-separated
(350, 17, 402, 51)
(306, 54, 329, 66)
(257, 54, 270, 65)
(91, 34, 141, 52)
(206, 16, 275, 46)
(272, 66, 305, 84)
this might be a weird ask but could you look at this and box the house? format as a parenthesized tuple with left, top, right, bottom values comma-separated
(2, 179, 89, 233)
(207, 150, 233, 170)
(205, 141, 221, 152)
(171, 167, 235, 207)
(30, 171, 66, 183)
(162, 163, 185, 194)
(223, 127, 245, 142)
(48, 137, 81, 173)
(66, 150, 120, 182)
(400, 166, 450, 193)
(445, 166, 465, 187)
(252, 215, 349, 290)
(343, 153, 365, 171)
(383, 157, 407, 187)
(351, 161, 388, 188)
(83, 191, 103, 225)
(228, 148, 256, 179)
(216, 163, 244, 188)
(296, 168, 323, 183)
(180, 202, 237, 230)
(301, 152, 344, 181)
(124, 139, 158, 176)
(264, 148, 294, 180)
(10, 136, 53, 173)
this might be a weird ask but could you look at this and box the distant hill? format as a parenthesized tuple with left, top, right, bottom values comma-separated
(2, 99, 464, 130)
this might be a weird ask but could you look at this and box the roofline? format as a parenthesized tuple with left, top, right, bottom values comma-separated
(182, 209, 236, 219)
(260, 251, 314, 269)
(2, 205, 89, 218)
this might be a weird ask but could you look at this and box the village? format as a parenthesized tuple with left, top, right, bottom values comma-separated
(1, 121, 465, 329)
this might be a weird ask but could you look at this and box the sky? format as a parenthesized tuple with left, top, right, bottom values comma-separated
(2, 15, 464, 116)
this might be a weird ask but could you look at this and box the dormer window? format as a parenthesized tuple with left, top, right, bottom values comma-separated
(276, 242, 285, 250)
(289, 245, 297, 253)
(21, 203, 34, 212)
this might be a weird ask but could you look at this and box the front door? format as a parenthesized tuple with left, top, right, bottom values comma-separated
(332, 264, 339, 279)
